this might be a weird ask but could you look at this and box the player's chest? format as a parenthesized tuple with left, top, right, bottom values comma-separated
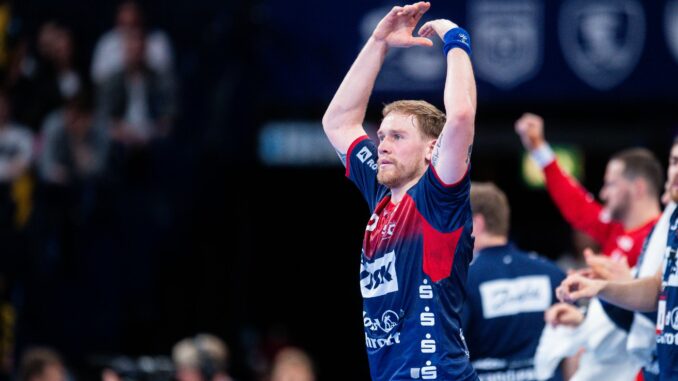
(363, 197, 420, 258)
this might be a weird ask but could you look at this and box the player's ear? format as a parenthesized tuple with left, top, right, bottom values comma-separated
(425, 138, 436, 162)
(472, 214, 485, 236)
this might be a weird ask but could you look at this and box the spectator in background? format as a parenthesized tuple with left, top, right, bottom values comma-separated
(91, 0, 173, 85)
(18, 347, 66, 381)
(269, 347, 315, 381)
(462, 182, 566, 381)
(39, 92, 108, 185)
(173, 334, 234, 381)
(98, 27, 176, 147)
(6, 22, 83, 131)
(0, 91, 32, 229)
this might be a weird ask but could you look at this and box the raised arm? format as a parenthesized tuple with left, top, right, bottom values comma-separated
(418, 20, 476, 184)
(556, 269, 662, 312)
(515, 113, 615, 245)
(322, 2, 433, 163)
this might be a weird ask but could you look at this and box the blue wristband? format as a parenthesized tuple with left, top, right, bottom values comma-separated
(443, 27, 472, 57)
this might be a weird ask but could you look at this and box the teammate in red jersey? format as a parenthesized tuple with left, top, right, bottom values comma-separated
(516, 113, 663, 381)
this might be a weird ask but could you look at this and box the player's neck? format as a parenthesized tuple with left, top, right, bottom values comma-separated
(473, 234, 508, 253)
(389, 177, 420, 203)
(623, 198, 661, 231)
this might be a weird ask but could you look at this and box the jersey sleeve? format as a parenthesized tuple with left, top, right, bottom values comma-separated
(411, 164, 472, 233)
(543, 160, 616, 245)
(345, 135, 387, 212)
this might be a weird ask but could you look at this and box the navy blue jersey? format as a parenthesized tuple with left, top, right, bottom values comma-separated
(346, 136, 478, 381)
(657, 207, 678, 380)
(462, 244, 565, 381)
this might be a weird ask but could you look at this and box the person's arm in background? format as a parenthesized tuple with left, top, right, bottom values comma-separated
(322, 2, 433, 163)
(515, 113, 615, 245)
(556, 268, 662, 312)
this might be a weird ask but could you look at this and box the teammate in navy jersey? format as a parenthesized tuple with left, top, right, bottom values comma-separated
(322, 2, 478, 380)
(555, 140, 678, 381)
(463, 182, 565, 381)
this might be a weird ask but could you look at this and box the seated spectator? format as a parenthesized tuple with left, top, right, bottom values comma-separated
(172, 334, 234, 381)
(18, 347, 66, 381)
(270, 347, 315, 381)
(91, 0, 174, 85)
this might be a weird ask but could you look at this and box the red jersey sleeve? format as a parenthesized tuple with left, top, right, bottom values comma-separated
(543, 160, 617, 245)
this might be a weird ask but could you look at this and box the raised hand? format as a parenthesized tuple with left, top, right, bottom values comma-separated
(515, 113, 546, 151)
(418, 19, 458, 40)
(544, 303, 585, 327)
(372, 2, 433, 48)
(583, 248, 632, 281)
(556, 273, 606, 303)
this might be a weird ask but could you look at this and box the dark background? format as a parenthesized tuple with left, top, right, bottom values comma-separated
(7, 0, 678, 380)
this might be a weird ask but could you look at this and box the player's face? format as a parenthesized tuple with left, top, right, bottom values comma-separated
(599, 159, 632, 221)
(376, 113, 432, 189)
(666, 144, 678, 202)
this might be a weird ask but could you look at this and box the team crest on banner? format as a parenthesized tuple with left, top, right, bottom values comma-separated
(469, 0, 543, 89)
(665, 0, 678, 64)
(559, 0, 645, 90)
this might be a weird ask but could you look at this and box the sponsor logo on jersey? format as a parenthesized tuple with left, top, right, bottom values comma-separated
(410, 361, 437, 379)
(356, 146, 372, 163)
(363, 310, 402, 348)
(381, 222, 396, 239)
(559, 0, 645, 90)
(363, 310, 400, 334)
(469, 0, 543, 89)
(360, 251, 399, 298)
(366, 213, 379, 232)
(479, 275, 552, 319)
(365, 331, 401, 349)
(617, 235, 634, 251)
(670, 217, 678, 232)
(657, 332, 678, 346)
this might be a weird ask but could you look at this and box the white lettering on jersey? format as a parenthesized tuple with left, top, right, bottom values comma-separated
(360, 251, 399, 298)
(366, 213, 379, 232)
(364, 331, 401, 348)
(479, 275, 552, 319)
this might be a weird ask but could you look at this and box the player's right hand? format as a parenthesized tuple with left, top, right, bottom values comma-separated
(583, 248, 632, 281)
(372, 2, 433, 48)
(515, 113, 546, 151)
(556, 273, 606, 303)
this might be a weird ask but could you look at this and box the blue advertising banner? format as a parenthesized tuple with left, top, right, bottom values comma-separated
(256, 0, 678, 106)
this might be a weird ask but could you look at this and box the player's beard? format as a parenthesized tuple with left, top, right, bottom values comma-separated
(377, 160, 420, 189)
(669, 175, 678, 202)
(607, 191, 632, 222)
